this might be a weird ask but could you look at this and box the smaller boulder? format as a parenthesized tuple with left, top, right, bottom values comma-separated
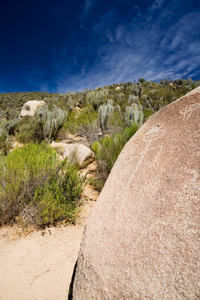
(50, 143, 95, 169)
(63, 144, 94, 168)
(20, 100, 46, 117)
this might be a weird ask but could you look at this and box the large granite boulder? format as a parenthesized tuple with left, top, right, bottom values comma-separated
(51, 143, 94, 169)
(72, 87, 200, 299)
(20, 100, 46, 117)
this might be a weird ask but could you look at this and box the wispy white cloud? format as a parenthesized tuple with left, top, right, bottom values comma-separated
(55, 41, 200, 93)
(83, 0, 93, 14)
(80, 0, 99, 22)
(150, 0, 167, 11)
(51, 0, 200, 92)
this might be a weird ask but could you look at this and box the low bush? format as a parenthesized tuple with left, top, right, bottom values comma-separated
(143, 108, 154, 120)
(0, 122, 11, 155)
(108, 110, 124, 135)
(92, 124, 138, 189)
(0, 143, 86, 226)
(63, 106, 98, 144)
(16, 117, 44, 144)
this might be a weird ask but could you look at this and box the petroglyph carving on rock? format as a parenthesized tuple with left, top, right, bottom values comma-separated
(72, 87, 200, 300)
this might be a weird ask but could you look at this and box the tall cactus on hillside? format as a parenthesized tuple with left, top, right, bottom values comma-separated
(98, 103, 114, 135)
(125, 103, 143, 128)
(36, 105, 67, 142)
(5, 118, 20, 135)
(87, 89, 109, 110)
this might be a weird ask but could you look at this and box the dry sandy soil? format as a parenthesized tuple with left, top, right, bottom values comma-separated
(0, 185, 97, 300)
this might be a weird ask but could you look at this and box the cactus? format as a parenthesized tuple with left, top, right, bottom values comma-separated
(125, 103, 143, 128)
(98, 103, 114, 134)
(106, 99, 113, 106)
(128, 95, 139, 103)
(115, 104, 121, 112)
(67, 97, 75, 111)
(5, 118, 20, 135)
(36, 106, 67, 142)
(0, 122, 11, 154)
(118, 93, 124, 100)
(87, 88, 109, 110)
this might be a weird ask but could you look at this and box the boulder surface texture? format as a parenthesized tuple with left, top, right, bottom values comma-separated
(63, 144, 94, 168)
(73, 87, 200, 299)
(20, 100, 45, 117)
(51, 143, 94, 169)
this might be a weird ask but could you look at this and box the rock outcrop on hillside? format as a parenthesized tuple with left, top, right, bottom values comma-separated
(72, 87, 200, 299)
(20, 100, 45, 117)
(51, 142, 94, 169)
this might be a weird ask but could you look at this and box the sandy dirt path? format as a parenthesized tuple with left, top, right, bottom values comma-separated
(0, 200, 95, 300)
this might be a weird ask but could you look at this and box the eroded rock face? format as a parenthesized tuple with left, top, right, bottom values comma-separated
(73, 87, 200, 299)
(20, 100, 46, 117)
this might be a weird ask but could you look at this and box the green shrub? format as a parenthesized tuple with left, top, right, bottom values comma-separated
(63, 106, 98, 143)
(92, 124, 138, 189)
(0, 143, 86, 226)
(108, 110, 124, 134)
(143, 108, 154, 120)
(16, 117, 44, 144)
(33, 160, 86, 224)
(0, 123, 7, 147)
(0, 122, 11, 155)
(62, 110, 77, 133)
(64, 106, 97, 132)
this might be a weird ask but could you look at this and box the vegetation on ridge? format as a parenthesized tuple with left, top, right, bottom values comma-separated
(0, 77, 200, 226)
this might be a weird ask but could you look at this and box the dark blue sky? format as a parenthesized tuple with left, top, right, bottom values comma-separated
(0, 0, 200, 93)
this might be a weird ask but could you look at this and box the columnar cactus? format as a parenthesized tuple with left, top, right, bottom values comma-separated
(125, 103, 143, 127)
(87, 89, 109, 110)
(5, 118, 20, 135)
(98, 103, 114, 134)
(116, 104, 121, 111)
(36, 106, 67, 142)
